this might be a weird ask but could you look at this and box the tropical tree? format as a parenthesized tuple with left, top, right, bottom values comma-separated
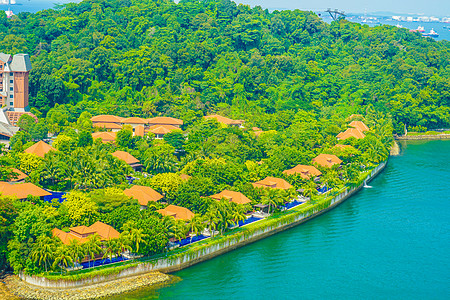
(30, 235, 58, 272)
(171, 220, 188, 243)
(188, 214, 205, 242)
(261, 188, 282, 214)
(52, 245, 74, 274)
(84, 234, 102, 268)
(230, 204, 247, 227)
(66, 239, 86, 265)
(102, 238, 121, 263)
(205, 207, 220, 237)
(303, 180, 318, 203)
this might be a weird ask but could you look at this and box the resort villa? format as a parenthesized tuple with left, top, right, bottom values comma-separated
(283, 165, 322, 180)
(92, 131, 116, 143)
(252, 177, 293, 190)
(7, 168, 27, 182)
(157, 205, 195, 221)
(91, 115, 183, 139)
(252, 127, 264, 137)
(52, 221, 120, 246)
(313, 154, 343, 168)
(209, 190, 252, 205)
(123, 185, 163, 209)
(337, 120, 370, 140)
(111, 151, 143, 172)
(204, 114, 245, 128)
(0, 181, 51, 200)
(24, 140, 56, 158)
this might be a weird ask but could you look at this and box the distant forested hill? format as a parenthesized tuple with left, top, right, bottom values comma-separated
(1, 0, 449, 132)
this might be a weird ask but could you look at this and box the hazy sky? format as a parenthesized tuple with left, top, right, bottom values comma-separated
(236, 0, 450, 16)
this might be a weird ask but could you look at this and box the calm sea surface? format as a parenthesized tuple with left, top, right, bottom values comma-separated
(114, 140, 450, 299)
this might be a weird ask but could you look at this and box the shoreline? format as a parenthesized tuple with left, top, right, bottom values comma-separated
(6, 162, 387, 298)
(3, 271, 175, 300)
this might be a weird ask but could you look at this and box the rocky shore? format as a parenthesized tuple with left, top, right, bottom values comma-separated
(3, 271, 174, 300)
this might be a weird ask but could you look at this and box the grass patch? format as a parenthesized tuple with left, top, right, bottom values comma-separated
(407, 131, 450, 136)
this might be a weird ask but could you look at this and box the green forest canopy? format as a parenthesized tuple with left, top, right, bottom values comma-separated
(1, 0, 450, 132)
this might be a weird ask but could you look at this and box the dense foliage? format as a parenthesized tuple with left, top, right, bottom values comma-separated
(0, 0, 448, 132)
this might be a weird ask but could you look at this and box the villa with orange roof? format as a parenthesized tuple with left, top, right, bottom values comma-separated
(0, 181, 51, 200)
(52, 221, 120, 246)
(349, 121, 369, 132)
(337, 128, 366, 140)
(123, 185, 163, 209)
(252, 177, 293, 190)
(157, 205, 194, 221)
(92, 131, 116, 143)
(204, 115, 244, 128)
(24, 140, 56, 158)
(147, 117, 183, 128)
(111, 151, 143, 172)
(7, 168, 27, 182)
(209, 190, 252, 205)
(283, 165, 322, 180)
(313, 154, 342, 168)
(146, 124, 180, 139)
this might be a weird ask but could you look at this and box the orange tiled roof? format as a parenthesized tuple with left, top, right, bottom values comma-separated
(283, 165, 322, 179)
(313, 154, 342, 168)
(93, 122, 122, 130)
(157, 205, 194, 221)
(252, 177, 293, 190)
(337, 128, 366, 140)
(92, 132, 116, 143)
(0, 181, 51, 199)
(123, 185, 163, 206)
(147, 124, 179, 135)
(204, 115, 244, 126)
(111, 151, 140, 165)
(91, 115, 123, 123)
(8, 168, 28, 182)
(122, 117, 148, 124)
(135, 125, 145, 137)
(349, 121, 369, 132)
(147, 117, 183, 126)
(210, 190, 252, 205)
(52, 221, 120, 245)
(24, 141, 56, 158)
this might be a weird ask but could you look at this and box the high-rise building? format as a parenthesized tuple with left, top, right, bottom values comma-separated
(0, 53, 36, 130)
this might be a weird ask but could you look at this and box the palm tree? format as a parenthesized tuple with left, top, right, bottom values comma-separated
(129, 228, 148, 255)
(30, 235, 58, 272)
(52, 245, 74, 275)
(231, 205, 246, 227)
(261, 188, 281, 214)
(67, 239, 86, 266)
(171, 220, 187, 243)
(118, 232, 132, 257)
(102, 238, 121, 263)
(205, 206, 220, 237)
(303, 180, 318, 203)
(188, 214, 205, 242)
(84, 234, 102, 268)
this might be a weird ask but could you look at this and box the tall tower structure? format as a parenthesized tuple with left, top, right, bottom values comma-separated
(0, 53, 32, 111)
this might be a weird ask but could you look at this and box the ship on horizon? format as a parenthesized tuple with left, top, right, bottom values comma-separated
(422, 28, 439, 37)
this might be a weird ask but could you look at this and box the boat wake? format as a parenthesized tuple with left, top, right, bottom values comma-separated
(363, 181, 373, 188)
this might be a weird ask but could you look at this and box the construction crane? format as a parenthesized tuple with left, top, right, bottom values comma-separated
(326, 8, 346, 21)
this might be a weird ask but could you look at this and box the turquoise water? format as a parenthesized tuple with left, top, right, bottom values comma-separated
(116, 140, 450, 299)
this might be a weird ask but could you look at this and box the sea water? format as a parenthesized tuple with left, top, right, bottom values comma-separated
(116, 140, 450, 299)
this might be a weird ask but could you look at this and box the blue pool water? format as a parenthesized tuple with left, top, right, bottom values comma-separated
(43, 190, 65, 203)
(80, 255, 128, 269)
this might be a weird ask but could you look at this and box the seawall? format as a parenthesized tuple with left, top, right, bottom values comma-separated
(19, 162, 387, 289)
(395, 134, 450, 140)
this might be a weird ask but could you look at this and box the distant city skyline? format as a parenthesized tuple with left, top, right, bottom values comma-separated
(236, 0, 450, 17)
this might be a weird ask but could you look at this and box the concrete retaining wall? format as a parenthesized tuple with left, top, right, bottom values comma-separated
(21, 162, 387, 289)
(395, 134, 450, 140)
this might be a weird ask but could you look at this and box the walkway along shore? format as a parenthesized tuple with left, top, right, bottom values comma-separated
(16, 161, 387, 291)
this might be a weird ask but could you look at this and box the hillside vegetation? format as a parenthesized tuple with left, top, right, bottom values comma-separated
(0, 0, 449, 132)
